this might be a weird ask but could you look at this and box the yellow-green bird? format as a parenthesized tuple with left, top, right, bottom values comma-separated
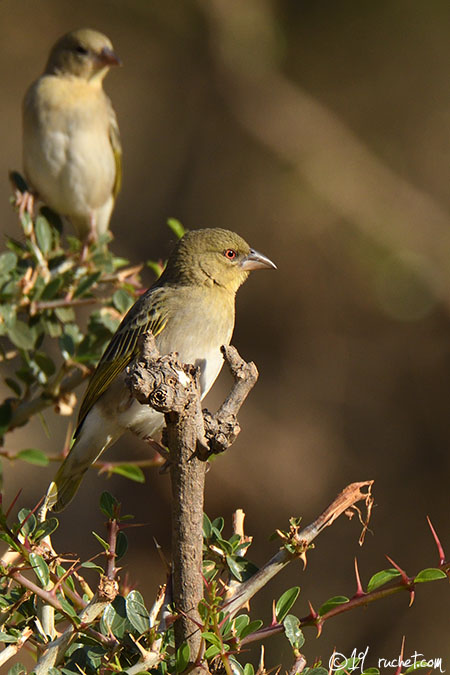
(22, 28, 122, 240)
(47, 228, 276, 511)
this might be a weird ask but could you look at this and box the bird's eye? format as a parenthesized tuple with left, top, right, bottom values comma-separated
(74, 45, 89, 55)
(224, 249, 237, 260)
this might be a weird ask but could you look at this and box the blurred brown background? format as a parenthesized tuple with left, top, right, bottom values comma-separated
(0, 0, 449, 670)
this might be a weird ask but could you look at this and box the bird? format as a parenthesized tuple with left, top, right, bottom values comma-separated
(46, 228, 276, 511)
(22, 28, 122, 241)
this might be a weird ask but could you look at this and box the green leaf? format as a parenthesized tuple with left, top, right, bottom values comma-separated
(34, 517, 59, 542)
(74, 271, 101, 298)
(204, 644, 221, 659)
(101, 596, 130, 639)
(203, 513, 212, 539)
(233, 615, 250, 637)
(81, 561, 104, 573)
(414, 568, 447, 583)
(113, 289, 134, 314)
(41, 277, 63, 300)
(167, 218, 186, 239)
(17, 448, 49, 466)
(176, 641, 190, 672)
(243, 665, 255, 675)
(275, 586, 300, 623)
(40, 206, 63, 234)
(18, 507, 36, 536)
(361, 669, 380, 675)
(0, 532, 18, 549)
(35, 216, 54, 255)
(126, 590, 149, 634)
(55, 306, 75, 323)
(110, 463, 145, 483)
(211, 517, 224, 534)
(283, 614, 304, 649)
(99, 491, 118, 519)
(4, 378, 21, 396)
(34, 352, 56, 377)
(226, 555, 258, 582)
(0, 400, 13, 437)
(318, 595, 349, 616)
(7, 663, 27, 675)
(0, 252, 17, 276)
(147, 260, 164, 278)
(201, 632, 222, 649)
(57, 595, 77, 617)
(367, 568, 401, 593)
(92, 531, 109, 551)
(0, 631, 20, 643)
(7, 321, 35, 350)
(30, 552, 50, 587)
(239, 620, 263, 640)
(116, 531, 128, 561)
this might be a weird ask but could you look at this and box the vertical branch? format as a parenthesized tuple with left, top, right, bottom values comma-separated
(127, 337, 209, 662)
(167, 402, 207, 657)
(127, 337, 260, 668)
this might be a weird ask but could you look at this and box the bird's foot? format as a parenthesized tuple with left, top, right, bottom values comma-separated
(15, 189, 35, 221)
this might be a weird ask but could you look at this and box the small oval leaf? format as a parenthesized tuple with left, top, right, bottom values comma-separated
(176, 641, 190, 673)
(275, 586, 300, 623)
(29, 552, 50, 587)
(414, 568, 446, 583)
(17, 448, 49, 466)
(110, 464, 145, 483)
(318, 595, 350, 616)
(367, 568, 401, 593)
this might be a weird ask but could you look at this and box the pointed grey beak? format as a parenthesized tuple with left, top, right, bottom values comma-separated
(240, 248, 277, 271)
(98, 47, 122, 67)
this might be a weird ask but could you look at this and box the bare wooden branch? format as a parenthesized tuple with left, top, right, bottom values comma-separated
(127, 335, 260, 666)
(34, 575, 118, 674)
(0, 626, 33, 668)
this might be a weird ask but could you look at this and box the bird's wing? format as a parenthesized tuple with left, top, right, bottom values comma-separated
(107, 98, 122, 199)
(76, 288, 169, 434)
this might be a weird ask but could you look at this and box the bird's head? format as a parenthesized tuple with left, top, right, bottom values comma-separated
(162, 228, 276, 294)
(45, 28, 121, 81)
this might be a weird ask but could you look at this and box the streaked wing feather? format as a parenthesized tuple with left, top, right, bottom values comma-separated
(76, 293, 168, 434)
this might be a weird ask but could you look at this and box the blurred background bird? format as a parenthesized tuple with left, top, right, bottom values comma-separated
(22, 28, 122, 241)
(47, 228, 276, 511)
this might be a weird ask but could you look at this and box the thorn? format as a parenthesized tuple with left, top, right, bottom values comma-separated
(256, 645, 265, 675)
(153, 537, 171, 574)
(315, 619, 323, 638)
(5, 489, 23, 518)
(426, 516, 446, 566)
(299, 551, 308, 570)
(385, 554, 411, 586)
(271, 598, 277, 625)
(354, 557, 365, 597)
(394, 636, 406, 675)
(408, 588, 415, 607)
(307, 600, 318, 621)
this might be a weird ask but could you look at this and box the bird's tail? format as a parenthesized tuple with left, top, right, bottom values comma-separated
(45, 425, 114, 512)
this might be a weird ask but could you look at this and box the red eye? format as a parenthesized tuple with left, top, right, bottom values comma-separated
(224, 249, 237, 260)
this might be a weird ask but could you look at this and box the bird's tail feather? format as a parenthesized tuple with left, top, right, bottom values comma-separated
(45, 427, 114, 512)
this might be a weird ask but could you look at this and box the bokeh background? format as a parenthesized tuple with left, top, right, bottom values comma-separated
(1, 0, 449, 670)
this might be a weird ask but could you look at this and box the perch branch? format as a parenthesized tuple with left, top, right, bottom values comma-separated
(127, 335, 259, 668)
